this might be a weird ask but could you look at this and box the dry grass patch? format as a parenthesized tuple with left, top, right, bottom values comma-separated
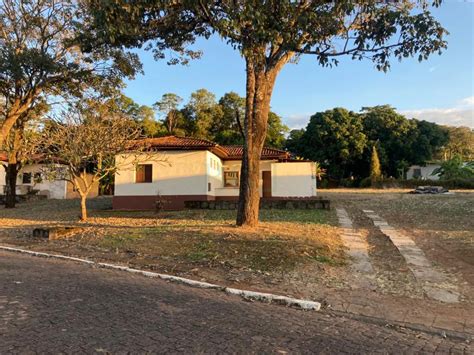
(0, 199, 345, 278)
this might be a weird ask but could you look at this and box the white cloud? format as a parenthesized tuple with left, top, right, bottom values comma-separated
(283, 96, 474, 130)
(459, 96, 474, 107)
(283, 113, 312, 130)
(401, 96, 474, 128)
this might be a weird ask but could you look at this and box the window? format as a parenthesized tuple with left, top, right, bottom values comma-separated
(22, 173, 32, 184)
(413, 168, 422, 178)
(224, 171, 239, 187)
(136, 164, 152, 183)
(208, 182, 212, 192)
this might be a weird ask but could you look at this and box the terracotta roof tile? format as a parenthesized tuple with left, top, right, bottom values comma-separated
(222, 145, 290, 160)
(134, 136, 217, 149)
(129, 136, 293, 160)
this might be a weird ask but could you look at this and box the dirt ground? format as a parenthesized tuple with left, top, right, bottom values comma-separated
(1, 191, 473, 334)
(0, 197, 348, 298)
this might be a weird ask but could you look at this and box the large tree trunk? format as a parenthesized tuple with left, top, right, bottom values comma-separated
(236, 59, 278, 227)
(5, 162, 19, 208)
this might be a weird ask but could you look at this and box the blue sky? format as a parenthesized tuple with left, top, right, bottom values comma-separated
(123, 2, 474, 129)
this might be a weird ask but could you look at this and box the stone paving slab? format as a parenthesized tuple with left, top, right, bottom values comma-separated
(363, 210, 461, 304)
(336, 208, 375, 276)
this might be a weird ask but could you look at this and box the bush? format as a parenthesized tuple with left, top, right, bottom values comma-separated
(359, 177, 372, 188)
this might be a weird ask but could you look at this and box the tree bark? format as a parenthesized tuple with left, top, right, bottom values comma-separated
(5, 162, 18, 208)
(236, 58, 278, 227)
(80, 195, 88, 221)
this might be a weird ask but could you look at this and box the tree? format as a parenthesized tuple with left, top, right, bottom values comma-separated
(432, 156, 474, 180)
(2, 102, 48, 208)
(297, 108, 367, 180)
(42, 100, 143, 221)
(154, 93, 184, 135)
(412, 120, 448, 164)
(87, 1, 447, 226)
(265, 112, 289, 149)
(439, 127, 474, 161)
(284, 129, 306, 154)
(362, 105, 419, 177)
(181, 89, 223, 139)
(0, 0, 140, 148)
(212, 92, 246, 145)
(370, 145, 382, 184)
(106, 94, 165, 137)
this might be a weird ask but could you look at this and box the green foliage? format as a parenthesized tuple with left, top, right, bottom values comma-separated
(107, 94, 166, 137)
(181, 89, 222, 139)
(370, 146, 382, 183)
(86, 1, 447, 73)
(153, 93, 185, 135)
(0, 0, 141, 147)
(171, 89, 288, 147)
(266, 112, 289, 149)
(432, 156, 474, 180)
(437, 127, 474, 161)
(291, 108, 367, 180)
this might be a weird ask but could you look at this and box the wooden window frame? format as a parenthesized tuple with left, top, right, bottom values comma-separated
(136, 164, 153, 183)
(224, 171, 239, 188)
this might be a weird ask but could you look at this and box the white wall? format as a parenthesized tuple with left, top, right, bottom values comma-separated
(271, 162, 316, 197)
(16, 164, 67, 199)
(0, 163, 5, 194)
(206, 151, 223, 196)
(218, 160, 274, 197)
(114, 151, 210, 196)
(406, 164, 441, 180)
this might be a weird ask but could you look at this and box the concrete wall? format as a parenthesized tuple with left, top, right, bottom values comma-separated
(0, 164, 5, 194)
(406, 164, 441, 180)
(217, 160, 275, 197)
(206, 151, 223, 196)
(114, 151, 209, 197)
(16, 164, 68, 199)
(271, 162, 316, 197)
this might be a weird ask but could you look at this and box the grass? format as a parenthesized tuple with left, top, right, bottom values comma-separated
(0, 198, 345, 276)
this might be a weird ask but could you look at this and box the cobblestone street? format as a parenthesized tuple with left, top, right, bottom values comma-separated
(1, 251, 472, 353)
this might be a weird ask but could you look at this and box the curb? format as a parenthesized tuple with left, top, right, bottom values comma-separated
(0, 245, 321, 311)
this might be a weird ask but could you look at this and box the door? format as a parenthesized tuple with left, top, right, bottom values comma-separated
(262, 171, 272, 198)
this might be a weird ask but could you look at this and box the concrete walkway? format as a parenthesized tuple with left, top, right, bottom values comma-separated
(363, 209, 461, 303)
(336, 208, 375, 285)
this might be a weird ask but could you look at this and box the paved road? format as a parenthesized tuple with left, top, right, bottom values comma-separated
(0, 251, 471, 354)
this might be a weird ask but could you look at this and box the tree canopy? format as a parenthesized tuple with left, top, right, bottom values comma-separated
(0, 0, 141, 148)
(85, 0, 447, 226)
(287, 105, 449, 180)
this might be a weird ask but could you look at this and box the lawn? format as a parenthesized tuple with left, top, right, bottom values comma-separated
(0, 197, 345, 296)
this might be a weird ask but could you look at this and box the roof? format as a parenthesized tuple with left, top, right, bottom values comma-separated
(222, 145, 290, 160)
(130, 136, 294, 161)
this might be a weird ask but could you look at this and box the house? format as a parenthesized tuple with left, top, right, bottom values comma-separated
(0, 154, 99, 199)
(406, 163, 441, 180)
(113, 136, 317, 210)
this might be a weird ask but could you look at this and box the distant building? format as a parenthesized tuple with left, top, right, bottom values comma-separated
(0, 154, 98, 199)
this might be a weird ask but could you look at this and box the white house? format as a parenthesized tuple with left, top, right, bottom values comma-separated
(406, 163, 441, 180)
(0, 154, 98, 199)
(113, 136, 317, 210)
